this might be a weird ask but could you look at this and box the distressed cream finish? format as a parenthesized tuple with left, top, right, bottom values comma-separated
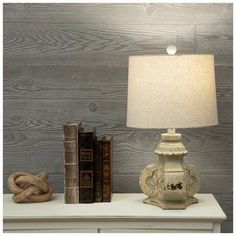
(140, 132, 200, 209)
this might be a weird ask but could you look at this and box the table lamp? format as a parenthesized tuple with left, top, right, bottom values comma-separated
(126, 46, 218, 209)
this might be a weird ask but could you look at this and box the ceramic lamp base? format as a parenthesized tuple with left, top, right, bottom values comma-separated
(139, 131, 200, 210)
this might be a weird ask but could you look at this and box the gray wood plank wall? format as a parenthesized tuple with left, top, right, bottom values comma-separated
(3, 3, 233, 233)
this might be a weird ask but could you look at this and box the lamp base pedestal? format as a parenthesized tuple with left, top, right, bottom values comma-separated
(139, 131, 200, 210)
(144, 196, 198, 210)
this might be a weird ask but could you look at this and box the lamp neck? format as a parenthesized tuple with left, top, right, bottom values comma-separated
(167, 128, 176, 134)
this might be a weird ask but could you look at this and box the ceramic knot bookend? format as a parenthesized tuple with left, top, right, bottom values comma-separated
(8, 172, 53, 203)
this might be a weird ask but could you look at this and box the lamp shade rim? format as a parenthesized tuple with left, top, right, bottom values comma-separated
(126, 122, 219, 129)
(129, 54, 214, 59)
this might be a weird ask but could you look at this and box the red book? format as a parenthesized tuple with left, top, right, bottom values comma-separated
(102, 136, 112, 202)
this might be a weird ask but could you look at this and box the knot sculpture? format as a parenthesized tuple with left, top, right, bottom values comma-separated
(8, 172, 53, 203)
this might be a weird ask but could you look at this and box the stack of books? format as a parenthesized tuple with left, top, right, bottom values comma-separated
(63, 122, 112, 204)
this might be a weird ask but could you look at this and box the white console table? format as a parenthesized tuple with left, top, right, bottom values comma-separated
(3, 193, 226, 233)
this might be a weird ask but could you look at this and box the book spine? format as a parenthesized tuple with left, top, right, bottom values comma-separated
(63, 123, 79, 204)
(102, 137, 112, 202)
(79, 132, 94, 203)
(94, 139, 103, 202)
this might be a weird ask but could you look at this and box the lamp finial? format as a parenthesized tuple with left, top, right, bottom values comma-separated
(166, 45, 177, 55)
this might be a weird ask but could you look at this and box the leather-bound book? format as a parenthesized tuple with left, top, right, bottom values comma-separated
(94, 136, 103, 202)
(63, 122, 82, 204)
(102, 136, 112, 202)
(79, 127, 95, 203)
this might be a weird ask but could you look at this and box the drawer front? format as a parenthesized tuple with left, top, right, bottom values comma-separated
(4, 219, 220, 233)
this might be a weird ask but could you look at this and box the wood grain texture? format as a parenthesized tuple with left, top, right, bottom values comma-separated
(3, 65, 128, 100)
(3, 3, 233, 232)
(74, 100, 127, 130)
(4, 66, 233, 126)
(3, 125, 232, 176)
(3, 3, 232, 24)
(196, 24, 233, 66)
(3, 66, 232, 130)
(3, 23, 195, 66)
(215, 66, 233, 124)
(3, 131, 63, 174)
(3, 65, 232, 102)
(4, 99, 74, 130)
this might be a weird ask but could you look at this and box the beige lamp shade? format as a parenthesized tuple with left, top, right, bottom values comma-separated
(127, 54, 218, 129)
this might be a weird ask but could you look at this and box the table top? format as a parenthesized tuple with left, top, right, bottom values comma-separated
(3, 193, 226, 221)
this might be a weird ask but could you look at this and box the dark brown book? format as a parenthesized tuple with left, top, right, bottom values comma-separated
(102, 136, 112, 202)
(79, 127, 95, 203)
(94, 136, 103, 202)
(63, 122, 82, 204)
